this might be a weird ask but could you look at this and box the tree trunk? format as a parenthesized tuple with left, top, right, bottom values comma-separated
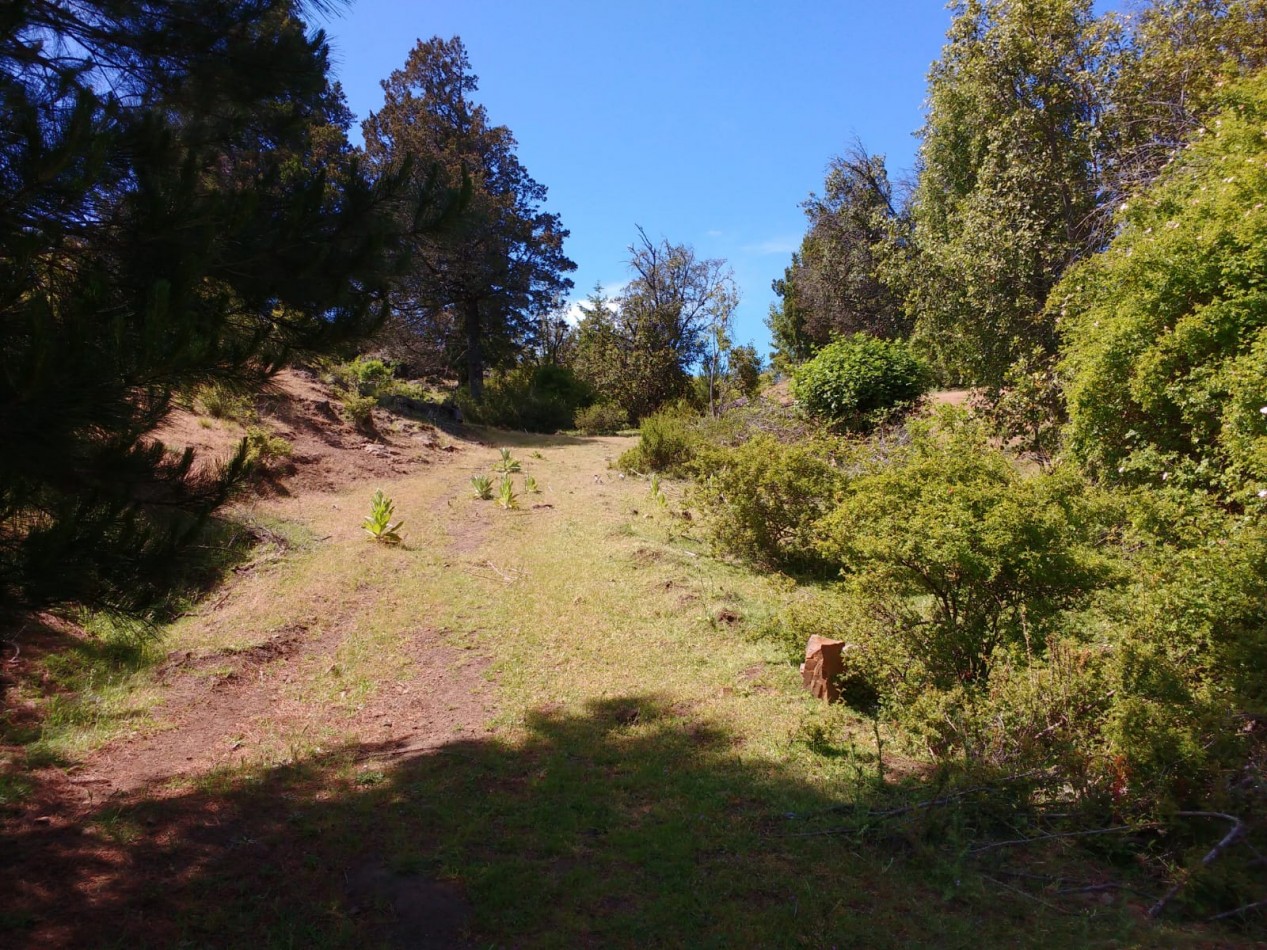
(464, 298, 483, 401)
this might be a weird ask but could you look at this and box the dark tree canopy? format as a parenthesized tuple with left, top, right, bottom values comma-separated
(361, 36, 575, 398)
(0, 0, 420, 615)
(769, 145, 908, 369)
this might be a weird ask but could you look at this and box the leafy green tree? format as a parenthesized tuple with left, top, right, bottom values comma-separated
(904, 0, 1113, 388)
(1056, 72, 1267, 503)
(0, 0, 414, 615)
(1100, 0, 1267, 223)
(727, 344, 763, 399)
(573, 233, 735, 421)
(770, 145, 908, 366)
(767, 256, 815, 372)
(362, 37, 575, 400)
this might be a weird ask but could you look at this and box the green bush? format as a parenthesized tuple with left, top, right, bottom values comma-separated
(816, 418, 1116, 688)
(691, 434, 845, 573)
(575, 401, 627, 435)
(196, 383, 255, 422)
(331, 357, 397, 398)
(341, 392, 378, 432)
(1056, 73, 1267, 503)
(242, 426, 292, 471)
(792, 333, 927, 427)
(618, 407, 699, 475)
(1091, 502, 1267, 811)
(457, 365, 594, 432)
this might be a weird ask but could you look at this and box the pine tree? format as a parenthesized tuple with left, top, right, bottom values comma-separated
(361, 37, 575, 400)
(0, 1, 426, 616)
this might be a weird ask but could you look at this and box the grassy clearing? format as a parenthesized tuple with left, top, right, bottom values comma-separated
(2, 432, 1251, 946)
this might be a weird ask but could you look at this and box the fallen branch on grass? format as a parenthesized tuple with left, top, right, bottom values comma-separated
(1209, 897, 1267, 922)
(1148, 811, 1246, 920)
(968, 824, 1137, 854)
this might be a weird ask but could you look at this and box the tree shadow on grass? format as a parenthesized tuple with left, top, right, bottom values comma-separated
(461, 424, 620, 450)
(2, 695, 1154, 948)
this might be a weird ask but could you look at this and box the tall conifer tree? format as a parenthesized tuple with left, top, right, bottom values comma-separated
(0, 1, 425, 615)
(362, 37, 575, 400)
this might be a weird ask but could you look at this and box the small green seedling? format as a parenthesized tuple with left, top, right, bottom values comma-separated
(494, 448, 521, 473)
(471, 474, 494, 500)
(524, 474, 541, 494)
(650, 473, 668, 508)
(497, 474, 519, 509)
(363, 489, 405, 544)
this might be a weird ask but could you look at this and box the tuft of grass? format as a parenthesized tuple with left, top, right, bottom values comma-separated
(471, 474, 494, 500)
(497, 474, 519, 510)
(493, 448, 521, 474)
(196, 383, 255, 422)
(523, 474, 541, 494)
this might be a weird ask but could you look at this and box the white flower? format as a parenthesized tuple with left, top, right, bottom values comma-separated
(1259, 489, 1267, 499)
(1259, 406, 1267, 415)
(1161, 472, 1169, 481)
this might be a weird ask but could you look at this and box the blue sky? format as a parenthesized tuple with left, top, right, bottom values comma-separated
(315, 1, 956, 358)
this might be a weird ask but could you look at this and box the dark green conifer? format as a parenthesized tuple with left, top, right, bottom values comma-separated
(0, 1, 430, 616)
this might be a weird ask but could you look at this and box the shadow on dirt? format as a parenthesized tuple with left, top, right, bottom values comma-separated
(1, 695, 1157, 948)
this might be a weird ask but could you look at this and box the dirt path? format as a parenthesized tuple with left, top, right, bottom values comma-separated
(73, 435, 510, 798)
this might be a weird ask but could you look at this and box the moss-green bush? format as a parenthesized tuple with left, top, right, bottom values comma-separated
(457, 364, 593, 432)
(1056, 73, 1267, 503)
(617, 406, 700, 475)
(691, 434, 845, 574)
(817, 417, 1116, 688)
(574, 401, 627, 435)
(792, 333, 927, 427)
(331, 356, 397, 398)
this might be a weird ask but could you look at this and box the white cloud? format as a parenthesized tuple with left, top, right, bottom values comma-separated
(562, 281, 626, 326)
(741, 237, 799, 256)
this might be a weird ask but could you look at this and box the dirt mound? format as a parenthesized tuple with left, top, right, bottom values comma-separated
(150, 367, 459, 495)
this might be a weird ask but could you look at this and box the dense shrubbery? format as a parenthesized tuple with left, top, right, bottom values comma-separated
(817, 415, 1116, 687)
(574, 401, 628, 435)
(1056, 73, 1267, 504)
(684, 402, 1266, 834)
(456, 364, 594, 432)
(617, 405, 700, 475)
(691, 435, 844, 574)
(792, 334, 927, 427)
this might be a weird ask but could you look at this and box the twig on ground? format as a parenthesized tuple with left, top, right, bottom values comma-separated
(981, 874, 1071, 915)
(968, 824, 1136, 854)
(3, 639, 19, 665)
(1208, 898, 1267, 922)
(1148, 812, 1246, 919)
(354, 741, 455, 761)
(483, 560, 523, 583)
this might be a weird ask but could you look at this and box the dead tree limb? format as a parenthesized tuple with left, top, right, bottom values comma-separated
(1147, 812, 1246, 920)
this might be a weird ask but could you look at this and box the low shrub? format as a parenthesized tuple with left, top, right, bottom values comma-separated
(793, 333, 927, 428)
(816, 418, 1115, 688)
(196, 383, 255, 422)
(242, 426, 292, 470)
(331, 357, 397, 398)
(340, 392, 378, 433)
(691, 434, 845, 574)
(617, 407, 699, 475)
(457, 365, 593, 432)
(575, 401, 627, 435)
